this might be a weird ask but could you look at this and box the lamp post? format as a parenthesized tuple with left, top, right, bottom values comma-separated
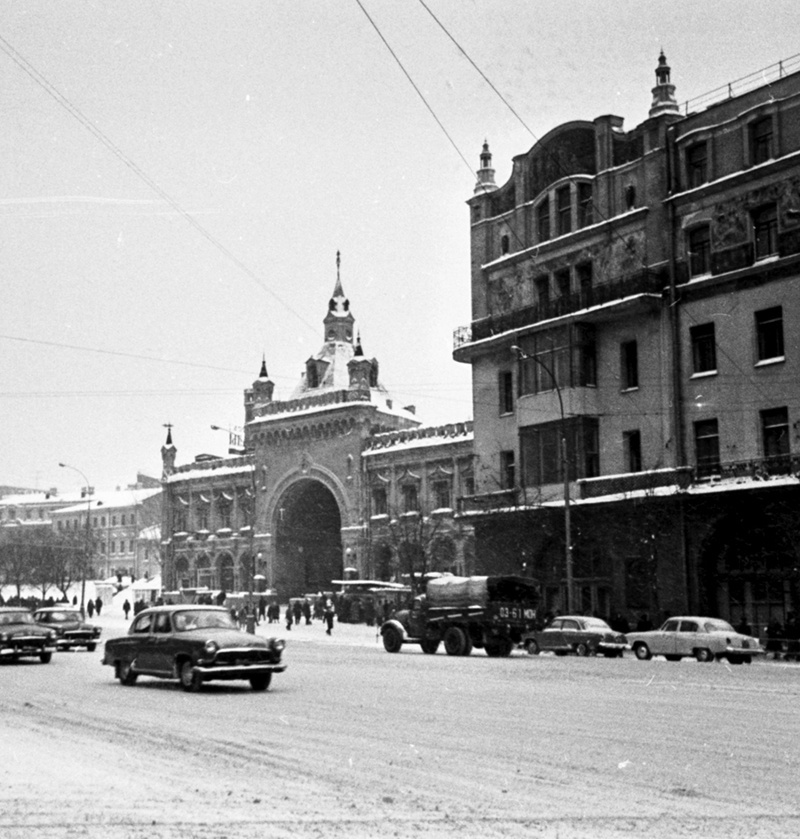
(511, 346, 574, 613)
(58, 462, 92, 618)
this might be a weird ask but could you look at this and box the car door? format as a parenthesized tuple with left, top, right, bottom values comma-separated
(129, 612, 158, 671)
(540, 619, 565, 652)
(653, 619, 681, 655)
(560, 618, 582, 651)
(676, 620, 701, 656)
(149, 612, 175, 674)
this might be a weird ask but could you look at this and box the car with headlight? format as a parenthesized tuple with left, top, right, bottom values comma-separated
(0, 607, 57, 663)
(33, 606, 102, 651)
(102, 604, 286, 691)
(522, 615, 627, 657)
(626, 616, 764, 664)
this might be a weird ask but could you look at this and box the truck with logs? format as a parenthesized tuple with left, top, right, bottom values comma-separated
(379, 575, 539, 657)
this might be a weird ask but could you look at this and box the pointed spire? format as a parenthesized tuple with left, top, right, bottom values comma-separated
(258, 354, 268, 379)
(649, 50, 679, 118)
(354, 331, 364, 357)
(474, 139, 498, 194)
(332, 250, 345, 300)
(163, 423, 174, 447)
(324, 251, 355, 344)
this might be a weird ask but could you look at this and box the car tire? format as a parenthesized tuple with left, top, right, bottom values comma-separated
(179, 660, 201, 692)
(39, 652, 52, 664)
(575, 642, 590, 657)
(525, 638, 540, 656)
(86, 643, 97, 652)
(444, 626, 468, 656)
(633, 643, 652, 661)
(250, 673, 272, 691)
(420, 638, 440, 654)
(695, 648, 714, 663)
(117, 660, 138, 686)
(382, 626, 403, 654)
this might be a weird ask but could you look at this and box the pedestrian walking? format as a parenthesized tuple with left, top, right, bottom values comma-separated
(94, 597, 103, 616)
(323, 597, 335, 635)
(292, 599, 303, 627)
(302, 598, 312, 625)
(285, 604, 293, 631)
(123, 599, 131, 620)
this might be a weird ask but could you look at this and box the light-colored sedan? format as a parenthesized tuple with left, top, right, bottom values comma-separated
(627, 616, 764, 664)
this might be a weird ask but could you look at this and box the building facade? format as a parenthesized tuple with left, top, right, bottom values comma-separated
(161, 257, 474, 598)
(454, 53, 800, 630)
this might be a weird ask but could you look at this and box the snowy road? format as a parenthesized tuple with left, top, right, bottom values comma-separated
(2, 617, 799, 839)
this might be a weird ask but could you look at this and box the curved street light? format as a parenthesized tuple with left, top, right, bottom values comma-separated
(510, 346, 574, 613)
(58, 462, 92, 618)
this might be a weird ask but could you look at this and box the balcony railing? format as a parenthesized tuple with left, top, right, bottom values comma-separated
(454, 269, 665, 351)
(694, 453, 800, 483)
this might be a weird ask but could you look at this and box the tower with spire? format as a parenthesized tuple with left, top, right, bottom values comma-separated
(649, 50, 680, 119)
(474, 140, 498, 195)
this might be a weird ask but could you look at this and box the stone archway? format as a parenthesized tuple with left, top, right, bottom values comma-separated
(274, 479, 343, 597)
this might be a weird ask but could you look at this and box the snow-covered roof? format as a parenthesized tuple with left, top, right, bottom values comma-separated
(166, 462, 254, 485)
(53, 487, 161, 515)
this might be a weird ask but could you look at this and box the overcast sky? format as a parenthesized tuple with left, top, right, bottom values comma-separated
(3, 1, 800, 494)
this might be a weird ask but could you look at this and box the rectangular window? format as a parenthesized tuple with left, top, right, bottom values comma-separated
(686, 141, 708, 187)
(576, 262, 593, 304)
(432, 480, 452, 510)
(499, 370, 514, 414)
(556, 185, 572, 236)
(750, 116, 773, 165)
(555, 268, 571, 299)
(218, 504, 232, 529)
(196, 506, 209, 531)
(688, 225, 711, 276)
(694, 419, 720, 478)
(519, 325, 596, 395)
(690, 323, 717, 374)
(110, 541, 116, 554)
(761, 407, 789, 460)
(535, 275, 550, 308)
(520, 417, 600, 485)
(755, 306, 784, 361)
(623, 430, 642, 473)
(577, 182, 593, 228)
(752, 204, 778, 259)
(402, 484, 419, 513)
(371, 486, 387, 516)
(537, 198, 550, 241)
(500, 450, 515, 490)
(621, 340, 638, 390)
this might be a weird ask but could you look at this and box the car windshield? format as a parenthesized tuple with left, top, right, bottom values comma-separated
(582, 618, 611, 629)
(42, 611, 79, 623)
(0, 611, 34, 625)
(172, 610, 237, 632)
(704, 619, 735, 633)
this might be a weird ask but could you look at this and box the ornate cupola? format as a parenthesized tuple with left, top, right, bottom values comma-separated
(348, 331, 377, 399)
(323, 251, 355, 345)
(649, 50, 680, 118)
(474, 139, 498, 194)
(161, 425, 177, 478)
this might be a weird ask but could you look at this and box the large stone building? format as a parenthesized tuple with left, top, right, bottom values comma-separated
(454, 53, 800, 630)
(160, 256, 473, 598)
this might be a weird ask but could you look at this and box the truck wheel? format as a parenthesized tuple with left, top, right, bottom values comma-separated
(382, 626, 403, 654)
(444, 627, 467, 656)
(420, 639, 440, 654)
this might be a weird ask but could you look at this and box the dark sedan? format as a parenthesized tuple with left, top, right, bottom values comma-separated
(0, 607, 57, 663)
(102, 605, 286, 692)
(522, 615, 627, 658)
(33, 607, 102, 651)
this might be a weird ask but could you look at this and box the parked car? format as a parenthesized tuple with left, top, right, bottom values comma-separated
(522, 615, 627, 657)
(33, 606, 102, 651)
(626, 616, 764, 664)
(0, 607, 57, 663)
(102, 605, 286, 691)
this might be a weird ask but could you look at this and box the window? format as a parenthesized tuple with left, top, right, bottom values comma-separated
(500, 234, 510, 255)
(556, 186, 571, 236)
(196, 505, 209, 531)
(577, 182, 593, 228)
(401, 484, 419, 513)
(576, 262, 593, 303)
(112, 516, 117, 526)
(520, 417, 599, 485)
(690, 323, 716, 374)
(752, 204, 778, 259)
(686, 142, 708, 187)
(694, 419, 720, 478)
(688, 225, 711, 276)
(518, 325, 596, 395)
(500, 450, 516, 490)
(371, 486, 387, 516)
(110, 541, 116, 554)
(499, 370, 514, 415)
(535, 275, 550, 308)
(174, 509, 187, 533)
(537, 198, 550, 241)
(621, 340, 638, 390)
(761, 407, 789, 460)
(218, 503, 232, 529)
(755, 306, 784, 361)
(623, 430, 642, 473)
(432, 480, 452, 510)
(750, 116, 773, 165)
(555, 268, 571, 299)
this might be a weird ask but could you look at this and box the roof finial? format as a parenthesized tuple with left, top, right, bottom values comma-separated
(162, 422, 174, 446)
(259, 353, 268, 379)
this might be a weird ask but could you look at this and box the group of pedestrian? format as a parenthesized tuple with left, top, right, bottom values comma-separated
(85, 597, 104, 618)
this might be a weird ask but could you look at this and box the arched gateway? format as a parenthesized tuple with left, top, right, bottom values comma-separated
(273, 479, 343, 596)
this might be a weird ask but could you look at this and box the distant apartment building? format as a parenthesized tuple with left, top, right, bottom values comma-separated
(454, 53, 800, 629)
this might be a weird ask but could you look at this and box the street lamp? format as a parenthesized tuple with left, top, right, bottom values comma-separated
(510, 346, 574, 613)
(58, 462, 92, 618)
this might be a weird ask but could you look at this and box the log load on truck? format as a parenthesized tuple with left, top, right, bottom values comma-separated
(379, 575, 539, 657)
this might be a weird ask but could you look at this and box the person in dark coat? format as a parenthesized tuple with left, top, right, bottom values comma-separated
(302, 598, 312, 625)
(94, 597, 103, 616)
(292, 599, 303, 626)
(323, 598, 336, 635)
(123, 599, 131, 620)
(86, 599, 95, 618)
(285, 604, 293, 631)
(766, 618, 783, 660)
